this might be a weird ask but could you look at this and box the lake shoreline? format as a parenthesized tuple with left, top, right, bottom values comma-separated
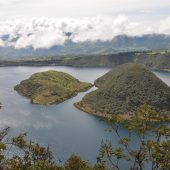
(0, 61, 168, 73)
(0, 51, 170, 72)
(0, 66, 169, 165)
(0, 61, 169, 73)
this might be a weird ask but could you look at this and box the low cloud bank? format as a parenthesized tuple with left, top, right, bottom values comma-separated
(0, 15, 170, 49)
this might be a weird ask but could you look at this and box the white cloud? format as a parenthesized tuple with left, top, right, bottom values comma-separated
(0, 39, 5, 47)
(0, 0, 169, 50)
(158, 17, 170, 34)
(0, 0, 170, 19)
(15, 30, 67, 49)
(0, 15, 169, 49)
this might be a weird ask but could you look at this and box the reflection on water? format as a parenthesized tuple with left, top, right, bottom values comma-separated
(0, 66, 169, 166)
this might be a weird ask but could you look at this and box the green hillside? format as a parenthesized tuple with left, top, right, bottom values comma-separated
(1, 51, 170, 72)
(75, 63, 170, 117)
(135, 51, 170, 70)
(14, 70, 92, 105)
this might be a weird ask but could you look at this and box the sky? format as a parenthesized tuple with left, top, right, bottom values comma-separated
(0, 0, 170, 49)
(0, 0, 170, 20)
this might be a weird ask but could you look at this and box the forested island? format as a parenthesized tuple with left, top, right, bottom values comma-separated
(75, 63, 170, 118)
(14, 70, 92, 105)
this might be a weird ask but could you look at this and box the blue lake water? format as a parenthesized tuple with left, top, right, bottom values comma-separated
(0, 66, 169, 167)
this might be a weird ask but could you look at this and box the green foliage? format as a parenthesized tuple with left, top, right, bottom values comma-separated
(14, 70, 92, 105)
(64, 155, 90, 170)
(0, 104, 169, 169)
(75, 64, 170, 116)
(0, 127, 107, 170)
(0, 130, 57, 170)
(1, 50, 170, 72)
(0, 105, 102, 170)
(97, 104, 170, 170)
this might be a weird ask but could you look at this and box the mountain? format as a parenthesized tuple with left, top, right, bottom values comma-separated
(1, 51, 170, 71)
(14, 70, 92, 105)
(61, 51, 170, 70)
(0, 34, 170, 59)
(75, 63, 170, 117)
(110, 34, 170, 49)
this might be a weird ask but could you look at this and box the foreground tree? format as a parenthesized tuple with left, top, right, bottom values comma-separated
(0, 104, 169, 169)
(0, 105, 100, 170)
(97, 104, 170, 170)
(0, 128, 105, 170)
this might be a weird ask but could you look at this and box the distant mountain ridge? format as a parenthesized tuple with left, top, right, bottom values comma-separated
(0, 34, 170, 59)
(1, 51, 170, 71)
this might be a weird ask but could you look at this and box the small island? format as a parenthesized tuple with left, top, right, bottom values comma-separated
(14, 70, 93, 105)
(75, 63, 170, 118)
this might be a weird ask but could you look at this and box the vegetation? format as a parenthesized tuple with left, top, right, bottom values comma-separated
(164, 69, 170, 72)
(0, 104, 169, 170)
(0, 127, 106, 170)
(75, 64, 170, 117)
(14, 70, 92, 105)
(135, 51, 170, 71)
(97, 104, 170, 170)
(62, 50, 170, 70)
(1, 50, 170, 71)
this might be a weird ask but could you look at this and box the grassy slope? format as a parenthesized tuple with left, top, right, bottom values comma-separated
(14, 70, 92, 105)
(75, 63, 170, 117)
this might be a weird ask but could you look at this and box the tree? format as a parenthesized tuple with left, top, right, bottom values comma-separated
(0, 104, 169, 170)
(97, 104, 170, 170)
(0, 127, 59, 170)
(0, 126, 107, 170)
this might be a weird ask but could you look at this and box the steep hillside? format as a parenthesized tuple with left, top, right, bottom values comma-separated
(135, 52, 170, 70)
(65, 51, 170, 70)
(75, 64, 170, 117)
(61, 52, 137, 67)
(1, 51, 170, 71)
(14, 71, 92, 105)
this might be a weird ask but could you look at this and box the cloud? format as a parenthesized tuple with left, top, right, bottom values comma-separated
(15, 30, 67, 49)
(0, 39, 5, 47)
(0, 15, 170, 49)
(158, 17, 170, 34)
(0, 0, 170, 19)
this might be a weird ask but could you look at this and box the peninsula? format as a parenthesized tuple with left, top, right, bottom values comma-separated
(75, 63, 170, 118)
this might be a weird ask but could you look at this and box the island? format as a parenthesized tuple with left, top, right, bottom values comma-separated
(14, 70, 93, 105)
(74, 63, 170, 118)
